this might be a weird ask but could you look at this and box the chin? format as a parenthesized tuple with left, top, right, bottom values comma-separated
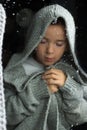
(43, 62, 55, 66)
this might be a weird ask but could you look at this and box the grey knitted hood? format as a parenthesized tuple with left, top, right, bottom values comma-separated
(5, 4, 87, 79)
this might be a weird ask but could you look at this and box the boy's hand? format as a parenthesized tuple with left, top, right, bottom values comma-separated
(42, 68, 67, 93)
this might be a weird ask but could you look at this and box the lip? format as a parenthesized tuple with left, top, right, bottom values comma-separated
(45, 57, 54, 62)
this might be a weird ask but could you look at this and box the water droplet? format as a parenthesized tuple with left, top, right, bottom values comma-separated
(16, 30, 19, 33)
(71, 124, 74, 127)
(76, 122, 79, 126)
(65, 1, 68, 3)
(76, 26, 78, 29)
(12, 13, 15, 16)
(76, 70, 79, 73)
(13, 1, 16, 4)
(71, 76, 74, 79)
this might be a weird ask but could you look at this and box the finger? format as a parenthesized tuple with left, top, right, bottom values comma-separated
(46, 78, 65, 87)
(42, 73, 58, 80)
(48, 85, 58, 93)
(44, 68, 56, 75)
(44, 68, 63, 76)
(46, 78, 58, 85)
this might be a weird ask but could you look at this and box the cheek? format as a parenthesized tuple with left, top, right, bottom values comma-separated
(35, 48, 44, 59)
(37, 45, 46, 54)
(56, 47, 66, 57)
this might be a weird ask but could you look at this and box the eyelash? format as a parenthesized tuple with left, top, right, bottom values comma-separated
(56, 41, 65, 46)
(40, 40, 47, 44)
(40, 39, 65, 46)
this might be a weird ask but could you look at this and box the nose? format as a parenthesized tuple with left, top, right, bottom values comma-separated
(46, 44, 54, 54)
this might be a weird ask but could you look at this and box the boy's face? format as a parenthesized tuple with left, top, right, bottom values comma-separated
(35, 24, 67, 66)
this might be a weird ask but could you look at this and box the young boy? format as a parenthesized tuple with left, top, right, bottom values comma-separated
(4, 4, 87, 130)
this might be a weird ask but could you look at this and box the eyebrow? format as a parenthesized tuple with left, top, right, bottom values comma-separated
(42, 37, 66, 42)
(42, 37, 48, 40)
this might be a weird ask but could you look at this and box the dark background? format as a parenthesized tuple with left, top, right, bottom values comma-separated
(0, 0, 87, 129)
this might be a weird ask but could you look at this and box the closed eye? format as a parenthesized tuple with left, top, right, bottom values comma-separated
(56, 40, 66, 46)
(40, 38, 48, 44)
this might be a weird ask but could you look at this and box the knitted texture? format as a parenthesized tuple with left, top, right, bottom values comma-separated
(4, 4, 75, 70)
(4, 62, 87, 130)
(0, 4, 6, 130)
(4, 4, 87, 130)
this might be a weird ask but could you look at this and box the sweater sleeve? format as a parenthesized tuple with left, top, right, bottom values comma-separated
(4, 82, 29, 125)
(59, 75, 87, 126)
(4, 75, 50, 125)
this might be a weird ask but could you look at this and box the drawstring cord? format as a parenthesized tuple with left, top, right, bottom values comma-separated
(43, 94, 59, 130)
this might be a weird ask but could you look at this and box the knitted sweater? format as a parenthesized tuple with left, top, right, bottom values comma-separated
(4, 59, 87, 130)
(3, 4, 87, 130)
(0, 4, 6, 130)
